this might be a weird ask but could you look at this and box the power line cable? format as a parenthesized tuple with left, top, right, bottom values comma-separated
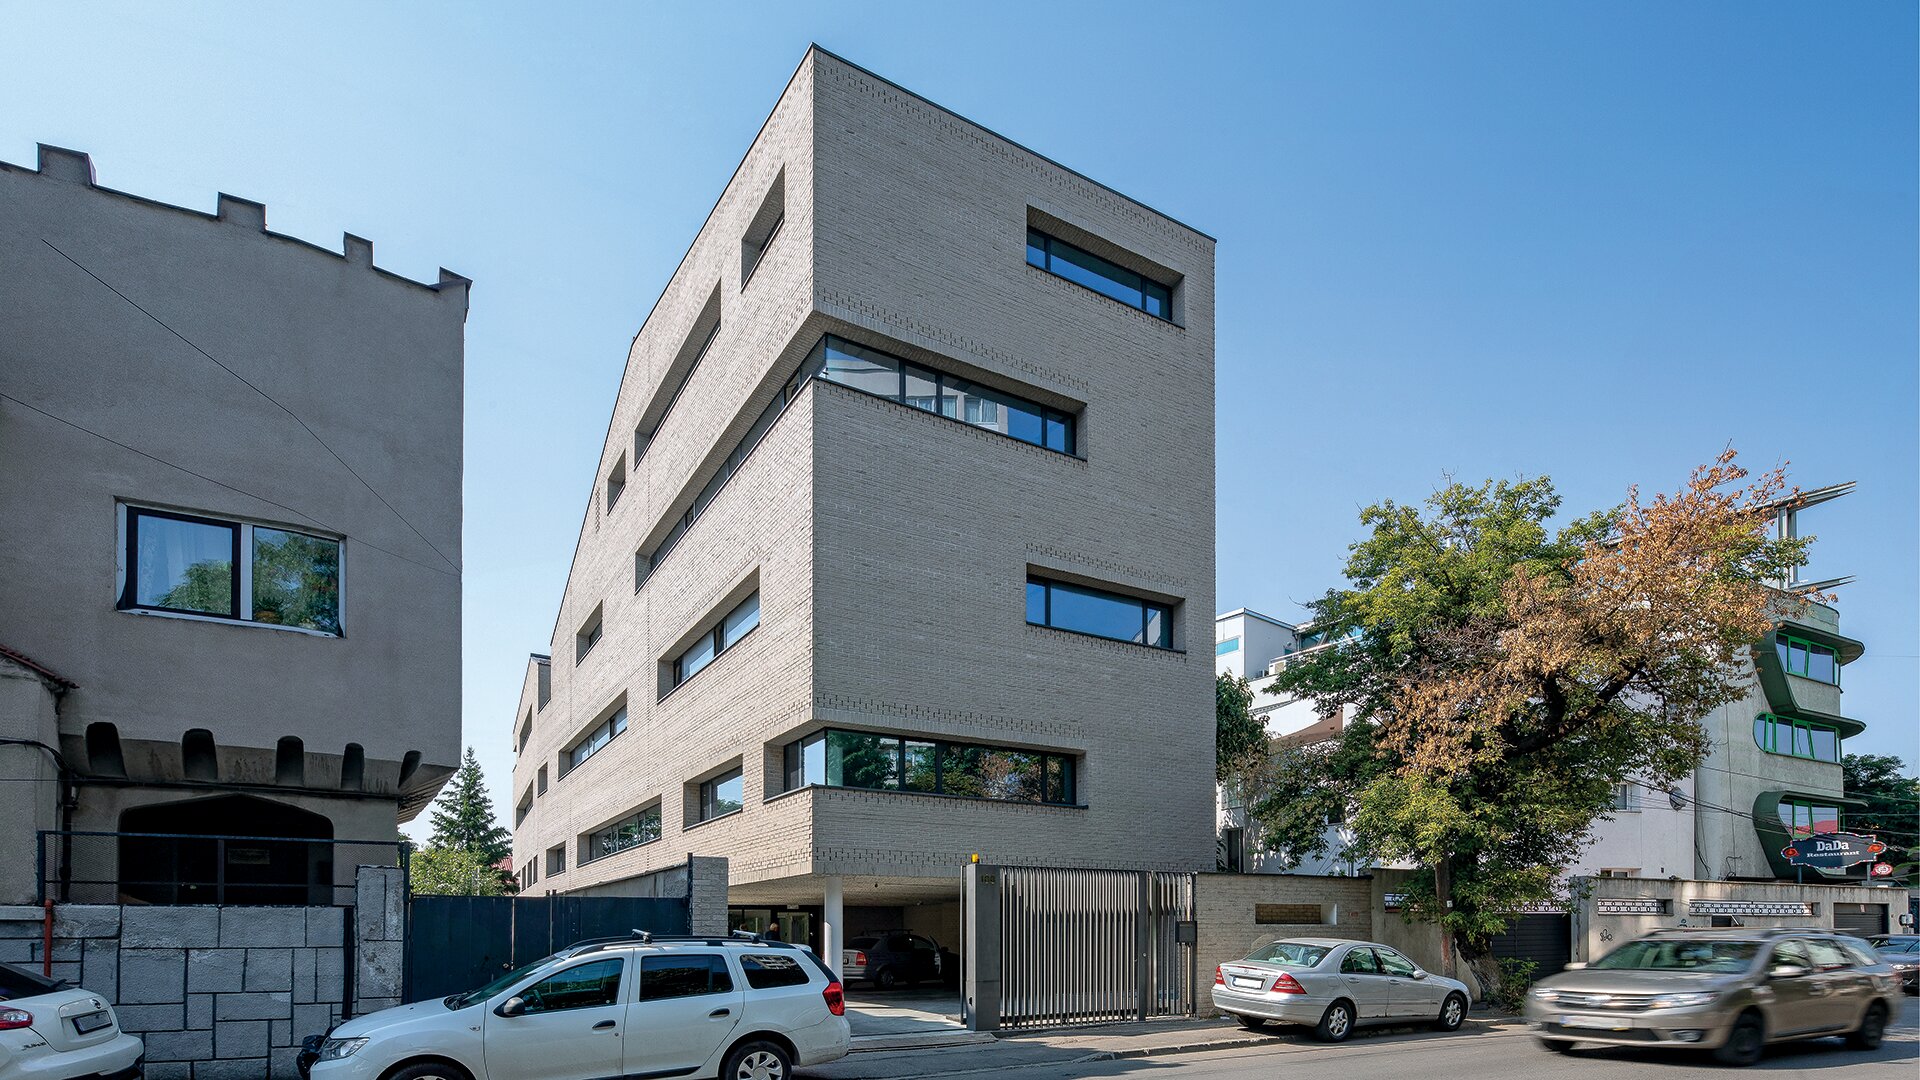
(39, 237, 460, 574)
(0, 392, 455, 579)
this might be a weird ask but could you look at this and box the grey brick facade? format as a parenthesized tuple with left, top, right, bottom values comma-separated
(511, 48, 1215, 923)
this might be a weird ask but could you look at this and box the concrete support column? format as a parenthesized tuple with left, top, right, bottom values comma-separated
(822, 874, 844, 978)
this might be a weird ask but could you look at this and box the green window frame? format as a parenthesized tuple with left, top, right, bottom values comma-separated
(1752, 713, 1842, 763)
(1775, 633, 1839, 685)
(1775, 798, 1842, 839)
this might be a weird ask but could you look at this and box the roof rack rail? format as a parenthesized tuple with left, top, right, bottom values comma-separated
(559, 933, 802, 957)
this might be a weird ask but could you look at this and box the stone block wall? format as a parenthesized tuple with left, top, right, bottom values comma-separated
(0, 866, 402, 1079)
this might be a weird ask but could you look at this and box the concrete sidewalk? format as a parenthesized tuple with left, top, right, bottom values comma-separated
(813, 1015, 1525, 1078)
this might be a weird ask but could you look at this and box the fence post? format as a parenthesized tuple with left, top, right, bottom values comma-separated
(1135, 872, 1152, 1022)
(962, 863, 1001, 1031)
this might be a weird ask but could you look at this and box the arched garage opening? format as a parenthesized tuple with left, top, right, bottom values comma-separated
(119, 794, 333, 905)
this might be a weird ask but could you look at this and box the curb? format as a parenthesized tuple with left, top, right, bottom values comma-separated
(849, 1031, 998, 1053)
(1072, 1034, 1273, 1062)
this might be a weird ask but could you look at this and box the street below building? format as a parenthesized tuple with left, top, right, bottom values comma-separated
(807, 996, 1918, 1079)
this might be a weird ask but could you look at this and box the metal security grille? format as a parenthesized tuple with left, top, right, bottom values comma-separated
(994, 866, 1195, 1028)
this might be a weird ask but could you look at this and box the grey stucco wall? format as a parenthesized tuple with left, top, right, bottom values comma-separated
(0, 146, 466, 843)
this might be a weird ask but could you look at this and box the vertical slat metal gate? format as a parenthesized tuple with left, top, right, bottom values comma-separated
(992, 866, 1195, 1028)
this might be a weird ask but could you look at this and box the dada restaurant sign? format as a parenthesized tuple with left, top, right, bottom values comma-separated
(1781, 832, 1885, 871)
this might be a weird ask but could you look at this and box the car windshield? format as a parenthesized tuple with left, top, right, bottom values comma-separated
(446, 954, 561, 1009)
(1244, 942, 1331, 969)
(1593, 939, 1760, 973)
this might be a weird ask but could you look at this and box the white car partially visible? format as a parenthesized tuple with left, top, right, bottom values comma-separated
(0, 962, 143, 1080)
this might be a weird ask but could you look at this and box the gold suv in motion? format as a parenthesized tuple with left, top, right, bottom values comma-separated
(1523, 927, 1900, 1066)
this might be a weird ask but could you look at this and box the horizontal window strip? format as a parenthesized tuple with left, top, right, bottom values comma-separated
(1027, 575, 1173, 649)
(784, 728, 1076, 806)
(1026, 227, 1172, 321)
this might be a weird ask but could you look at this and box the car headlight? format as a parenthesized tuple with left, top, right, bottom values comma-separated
(1529, 987, 1559, 1002)
(1650, 992, 1717, 1009)
(318, 1038, 368, 1061)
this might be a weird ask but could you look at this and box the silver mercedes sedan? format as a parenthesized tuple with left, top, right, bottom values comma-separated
(1212, 938, 1473, 1041)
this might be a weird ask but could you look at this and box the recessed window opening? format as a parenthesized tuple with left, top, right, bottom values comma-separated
(576, 605, 604, 663)
(698, 768, 744, 823)
(812, 336, 1075, 454)
(783, 728, 1076, 805)
(637, 289, 722, 464)
(1026, 225, 1173, 321)
(583, 803, 662, 863)
(740, 170, 785, 286)
(666, 592, 760, 694)
(1026, 575, 1174, 649)
(563, 704, 628, 776)
(606, 458, 627, 511)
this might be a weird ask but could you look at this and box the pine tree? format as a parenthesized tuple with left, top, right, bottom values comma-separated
(428, 747, 512, 868)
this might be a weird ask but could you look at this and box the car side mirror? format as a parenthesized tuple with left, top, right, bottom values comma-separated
(1768, 964, 1810, 980)
(496, 996, 527, 1017)
(1410, 970, 1427, 980)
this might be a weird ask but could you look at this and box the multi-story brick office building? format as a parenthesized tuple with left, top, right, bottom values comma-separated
(0, 145, 467, 905)
(510, 47, 1216, 961)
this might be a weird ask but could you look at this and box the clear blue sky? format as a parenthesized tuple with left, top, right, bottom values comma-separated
(5, 3, 1914, 838)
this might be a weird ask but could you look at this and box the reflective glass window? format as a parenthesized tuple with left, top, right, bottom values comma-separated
(132, 511, 237, 615)
(251, 527, 341, 633)
(827, 730, 900, 790)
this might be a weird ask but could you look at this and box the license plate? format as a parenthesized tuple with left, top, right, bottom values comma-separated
(1561, 1014, 1627, 1030)
(1231, 976, 1264, 990)
(71, 1011, 111, 1034)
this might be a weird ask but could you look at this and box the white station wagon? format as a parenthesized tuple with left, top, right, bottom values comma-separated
(1212, 938, 1473, 1041)
(302, 933, 850, 1080)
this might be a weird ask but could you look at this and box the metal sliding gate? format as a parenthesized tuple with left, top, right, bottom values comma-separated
(988, 866, 1196, 1029)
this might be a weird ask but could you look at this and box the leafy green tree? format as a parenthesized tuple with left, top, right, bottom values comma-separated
(421, 748, 514, 894)
(1843, 753, 1919, 884)
(410, 845, 514, 896)
(159, 559, 234, 614)
(1250, 454, 1810, 994)
(1216, 673, 1263, 785)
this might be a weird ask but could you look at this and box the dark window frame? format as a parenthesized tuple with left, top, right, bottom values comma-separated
(1026, 227, 1174, 322)
(665, 593, 761, 697)
(781, 728, 1078, 806)
(561, 706, 628, 777)
(1026, 575, 1175, 650)
(120, 505, 343, 635)
(582, 803, 663, 864)
(698, 767, 745, 824)
(814, 335, 1077, 456)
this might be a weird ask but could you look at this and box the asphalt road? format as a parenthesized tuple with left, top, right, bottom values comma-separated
(811, 996, 1918, 1079)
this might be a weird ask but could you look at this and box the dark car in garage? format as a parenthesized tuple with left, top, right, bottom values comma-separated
(841, 931, 953, 989)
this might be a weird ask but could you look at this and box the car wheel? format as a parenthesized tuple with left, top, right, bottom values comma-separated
(1712, 1011, 1765, 1067)
(1538, 1037, 1576, 1054)
(1845, 1002, 1888, 1051)
(875, 967, 898, 990)
(722, 1040, 792, 1080)
(383, 1063, 473, 1080)
(1434, 992, 1467, 1032)
(1234, 1013, 1266, 1031)
(1314, 1000, 1355, 1042)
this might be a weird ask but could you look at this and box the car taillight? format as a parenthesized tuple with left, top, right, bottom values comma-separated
(0, 1009, 31, 1030)
(1213, 966, 1225, 986)
(1270, 973, 1305, 995)
(823, 980, 845, 1016)
(853, 951, 867, 966)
